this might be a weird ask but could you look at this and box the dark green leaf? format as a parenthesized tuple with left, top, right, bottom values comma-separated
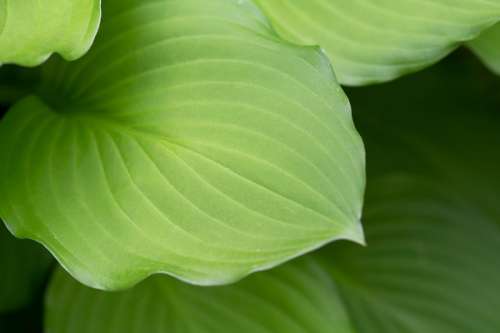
(44, 54, 500, 333)
(0, 222, 52, 313)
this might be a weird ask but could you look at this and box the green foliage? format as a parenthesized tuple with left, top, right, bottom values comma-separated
(327, 59, 500, 332)
(0, 0, 364, 290)
(46, 257, 354, 333)
(1, 0, 499, 332)
(0, 222, 52, 313)
(469, 23, 500, 74)
(253, 0, 500, 85)
(0, 0, 101, 66)
(43, 55, 500, 333)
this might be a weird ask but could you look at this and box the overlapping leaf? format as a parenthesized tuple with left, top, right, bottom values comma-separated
(0, 0, 101, 66)
(469, 23, 500, 74)
(253, 0, 500, 85)
(46, 257, 355, 333)
(324, 175, 500, 332)
(0, 0, 365, 290)
(0, 222, 52, 313)
(325, 58, 500, 332)
(45, 55, 500, 333)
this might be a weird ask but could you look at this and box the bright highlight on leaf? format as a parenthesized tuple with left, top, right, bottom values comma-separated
(44, 57, 500, 333)
(253, 0, 500, 85)
(0, 0, 365, 290)
(0, 222, 52, 313)
(468, 23, 500, 74)
(0, 0, 101, 66)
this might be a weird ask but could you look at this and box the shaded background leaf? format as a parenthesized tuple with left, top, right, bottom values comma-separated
(323, 49, 500, 332)
(46, 257, 355, 333)
(0, 65, 42, 107)
(0, 222, 52, 314)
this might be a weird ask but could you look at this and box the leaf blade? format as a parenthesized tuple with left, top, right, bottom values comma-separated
(0, 0, 101, 66)
(45, 256, 356, 333)
(0, 0, 365, 289)
(253, 0, 500, 85)
(468, 22, 500, 74)
(44, 53, 500, 333)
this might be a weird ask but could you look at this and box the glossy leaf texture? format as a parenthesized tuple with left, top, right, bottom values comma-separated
(253, 0, 500, 85)
(0, 0, 101, 66)
(45, 54, 500, 333)
(0, 0, 365, 290)
(0, 222, 52, 313)
(469, 23, 500, 74)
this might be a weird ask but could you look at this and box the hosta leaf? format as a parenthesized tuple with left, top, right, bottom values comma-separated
(0, 0, 101, 66)
(0, 0, 365, 290)
(0, 222, 52, 313)
(46, 257, 355, 333)
(468, 23, 500, 74)
(322, 176, 500, 333)
(325, 56, 500, 332)
(253, 0, 500, 85)
(44, 55, 500, 333)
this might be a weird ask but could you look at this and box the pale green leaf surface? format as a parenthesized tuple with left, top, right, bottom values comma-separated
(0, 0, 365, 290)
(44, 55, 500, 333)
(0, 0, 101, 66)
(468, 23, 500, 74)
(253, 0, 500, 85)
(0, 221, 52, 313)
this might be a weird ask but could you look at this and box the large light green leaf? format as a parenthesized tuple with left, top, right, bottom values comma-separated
(253, 0, 500, 85)
(0, 222, 52, 313)
(0, 0, 365, 290)
(468, 23, 500, 74)
(44, 54, 500, 333)
(0, 0, 101, 66)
